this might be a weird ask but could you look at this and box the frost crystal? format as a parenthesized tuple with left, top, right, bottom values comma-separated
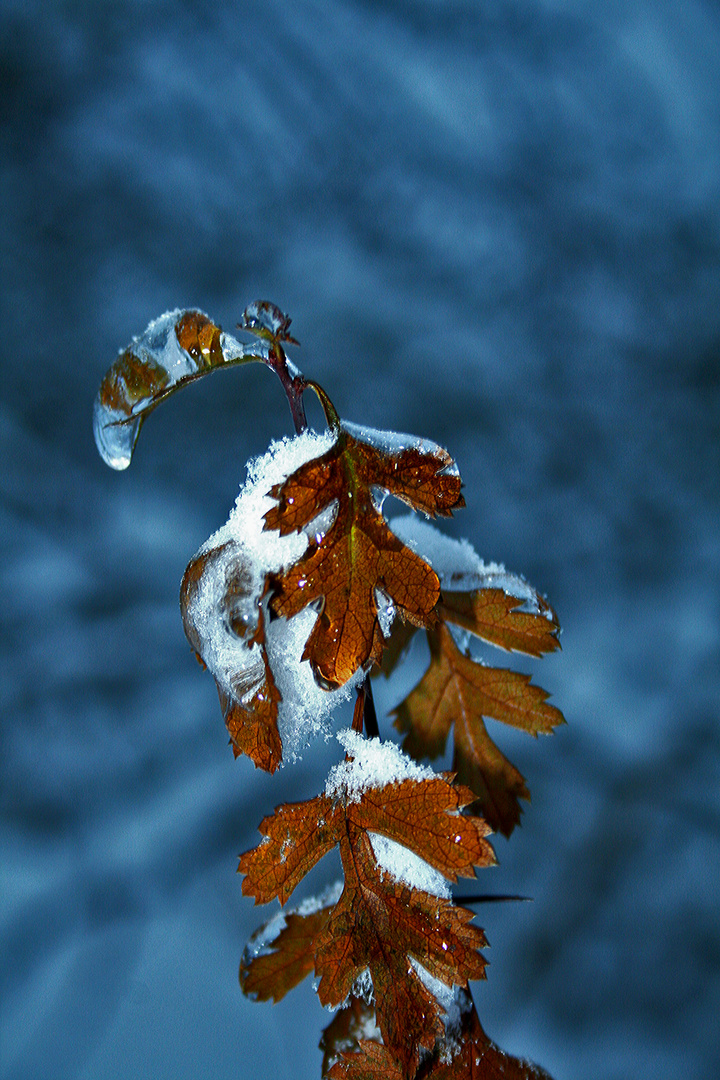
(350, 968, 374, 1005)
(325, 730, 436, 803)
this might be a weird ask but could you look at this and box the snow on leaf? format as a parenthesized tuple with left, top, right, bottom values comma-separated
(263, 422, 465, 690)
(240, 882, 346, 1004)
(180, 429, 366, 770)
(239, 749, 493, 1079)
(240, 906, 331, 1003)
(93, 309, 264, 469)
(393, 623, 564, 837)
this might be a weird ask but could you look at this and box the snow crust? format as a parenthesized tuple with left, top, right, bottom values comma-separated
(342, 420, 458, 473)
(325, 730, 436, 803)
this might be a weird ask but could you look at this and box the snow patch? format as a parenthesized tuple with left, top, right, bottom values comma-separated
(369, 833, 450, 899)
(325, 730, 436, 803)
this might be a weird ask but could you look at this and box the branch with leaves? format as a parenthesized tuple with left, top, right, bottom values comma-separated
(94, 302, 564, 1078)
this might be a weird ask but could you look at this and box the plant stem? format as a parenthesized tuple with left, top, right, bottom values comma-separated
(267, 341, 308, 435)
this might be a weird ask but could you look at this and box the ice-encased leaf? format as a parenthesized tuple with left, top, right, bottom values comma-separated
(93, 309, 265, 469)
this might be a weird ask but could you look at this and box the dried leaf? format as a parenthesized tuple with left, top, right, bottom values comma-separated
(327, 999, 554, 1079)
(439, 590, 560, 657)
(429, 1006, 555, 1079)
(240, 905, 331, 1003)
(239, 765, 493, 1078)
(264, 424, 465, 690)
(394, 623, 564, 837)
(327, 1040, 397, 1080)
(180, 542, 283, 772)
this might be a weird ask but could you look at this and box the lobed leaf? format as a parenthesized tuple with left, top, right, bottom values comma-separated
(240, 904, 332, 1003)
(394, 623, 564, 837)
(264, 423, 465, 690)
(439, 589, 560, 657)
(239, 760, 493, 1078)
(327, 998, 554, 1079)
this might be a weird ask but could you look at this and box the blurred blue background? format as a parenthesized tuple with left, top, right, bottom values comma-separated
(2, 1, 719, 1077)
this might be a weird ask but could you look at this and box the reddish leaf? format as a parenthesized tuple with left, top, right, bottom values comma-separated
(429, 1006, 555, 1079)
(394, 623, 564, 837)
(239, 759, 493, 1078)
(240, 904, 332, 1003)
(264, 424, 465, 690)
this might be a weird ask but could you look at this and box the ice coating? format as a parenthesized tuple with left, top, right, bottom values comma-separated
(325, 730, 436, 803)
(241, 299, 298, 343)
(342, 420, 460, 475)
(183, 429, 364, 760)
(369, 833, 451, 899)
(93, 309, 266, 469)
(374, 589, 396, 638)
(388, 513, 541, 604)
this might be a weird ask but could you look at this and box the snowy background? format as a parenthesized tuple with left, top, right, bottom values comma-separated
(2, 1, 719, 1078)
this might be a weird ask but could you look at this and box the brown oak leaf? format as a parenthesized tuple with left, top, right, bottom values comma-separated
(394, 623, 564, 837)
(263, 424, 465, 690)
(239, 761, 493, 1078)
(180, 541, 283, 772)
